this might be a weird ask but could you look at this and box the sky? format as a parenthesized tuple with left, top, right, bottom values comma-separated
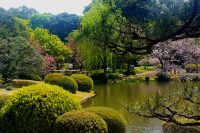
(0, 0, 93, 15)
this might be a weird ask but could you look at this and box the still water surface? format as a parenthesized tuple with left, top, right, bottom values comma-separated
(82, 82, 182, 133)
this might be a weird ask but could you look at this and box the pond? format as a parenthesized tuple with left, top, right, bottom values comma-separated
(82, 82, 182, 133)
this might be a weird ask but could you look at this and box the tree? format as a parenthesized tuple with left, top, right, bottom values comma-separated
(30, 12, 80, 42)
(31, 28, 72, 64)
(0, 37, 43, 81)
(0, 8, 29, 39)
(82, 0, 200, 55)
(152, 38, 200, 73)
(124, 84, 200, 126)
(8, 6, 38, 19)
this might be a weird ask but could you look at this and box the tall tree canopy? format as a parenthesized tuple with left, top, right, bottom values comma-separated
(82, 0, 200, 55)
(30, 12, 80, 42)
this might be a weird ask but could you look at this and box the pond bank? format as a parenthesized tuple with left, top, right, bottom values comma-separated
(0, 89, 96, 103)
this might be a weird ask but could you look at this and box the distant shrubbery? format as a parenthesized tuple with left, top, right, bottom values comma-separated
(54, 110, 108, 133)
(0, 84, 81, 133)
(185, 64, 200, 73)
(44, 73, 78, 93)
(84, 107, 126, 133)
(11, 79, 41, 88)
(18, 73, 42, 81)
(71, 74, 93, 92)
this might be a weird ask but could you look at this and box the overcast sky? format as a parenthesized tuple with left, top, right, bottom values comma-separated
(0, 0, 92, 15)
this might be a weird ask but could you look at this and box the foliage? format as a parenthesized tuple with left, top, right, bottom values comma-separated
(44, 73, 78, 93)
(124, 84, 200, 126)
(90, 70, 108, 84)
(84, 107, 126, 133)
(43, 54, 57, 75)
(8, 6, 38, 19)
(0, 95, 10, 109)
(153, 39, 200, 74)
(0, 37, 43, 81)
(138, 58, 160, 66)
(54, 110, 108, 133)
(31, 12, 80, 42)
(0, 84, 81, 133)
(185, 64, 200, 73)
(71, 74, 94, 92)
(31, 28, 72, 62)
(18, 74, 42, 81)
(11, 79, 42, 88)
(0, 8, 29, 39)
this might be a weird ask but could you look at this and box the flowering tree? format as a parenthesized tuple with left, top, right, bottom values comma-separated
(152, 38, 200, 74)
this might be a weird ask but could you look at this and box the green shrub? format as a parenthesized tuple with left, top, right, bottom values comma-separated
(18, 74, 42, 81)
(54, 110, 108, 133)
(0, 84, 81, 133)
(71, 74, 94, 92)
(84, 107, 126, 133)
(0, 95, 10, 109)
(90, 71, 108, 84)
(185, 64, 200, 73)
(44, 73, 65, 83)
(44, 73, 78, 93)
(11, 79, 42, 88)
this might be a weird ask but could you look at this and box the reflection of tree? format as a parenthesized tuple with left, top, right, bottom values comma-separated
(124, 84, 200, 126)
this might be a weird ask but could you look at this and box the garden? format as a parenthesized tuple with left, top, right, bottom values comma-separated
(0, 0, 200, 133)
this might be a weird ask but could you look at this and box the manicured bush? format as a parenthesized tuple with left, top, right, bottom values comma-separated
(44, 73, 65, 83)
(54, 110, 108, 133)
(18, 73, 42, 81)
(0, 95, 10, 109)
(44, 73, 78, 93)
(0, 84, 81, 133)
(84, 107, 126, 133)
(11, 79, 42, 88)
(71, 74, 94, 92)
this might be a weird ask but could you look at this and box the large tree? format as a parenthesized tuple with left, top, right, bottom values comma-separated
(0, 37, 43, 81)
(82, 0, 200, 55)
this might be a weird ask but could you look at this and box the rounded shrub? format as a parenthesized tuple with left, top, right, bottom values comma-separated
(44, 73, 65, 83)
(44, 73, 78, 93)
(84, 107, 126, 133)
(54, 110, 108, 133)
(0, 84, 81, 133)
(71, 74, 94, 92)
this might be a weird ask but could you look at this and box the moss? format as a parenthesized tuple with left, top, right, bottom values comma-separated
(0, 83, 81, 133)
(54, 110, 108, 133)
(84, 107, 126, 133)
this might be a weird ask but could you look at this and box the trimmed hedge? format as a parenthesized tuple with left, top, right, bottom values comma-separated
(54, 110, 108, 133)
(0, 84, 81, 133)
(11, 79, 42, 88)
(44, 73, 65, 83)
(71, 74, 94, 92)
(84, 107, 126, 133)
(44, 73, 78, 93)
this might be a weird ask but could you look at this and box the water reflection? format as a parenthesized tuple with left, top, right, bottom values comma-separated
(82, 82, 182, 133)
